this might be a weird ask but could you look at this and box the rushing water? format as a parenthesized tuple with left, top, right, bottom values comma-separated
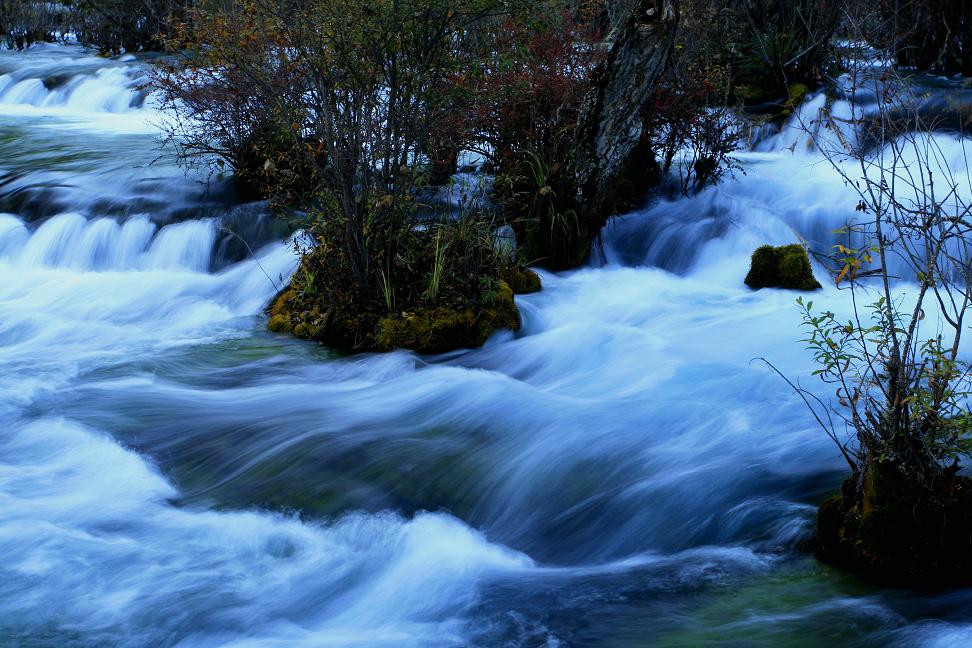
(3, 43, 972, 647)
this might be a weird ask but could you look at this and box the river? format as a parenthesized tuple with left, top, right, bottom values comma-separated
(2, 43, 971, 647)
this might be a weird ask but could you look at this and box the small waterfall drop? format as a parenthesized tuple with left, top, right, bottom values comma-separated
(0, 45, 154, 115)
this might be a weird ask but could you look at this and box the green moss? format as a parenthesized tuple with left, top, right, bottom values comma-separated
(786, 83, 810, 109)
(505, 267, 542, 294)
(816, 460, 972, 587)
(745, 244, 821, 291)
(778, 83, 812, 118)
(267, 314, 291, 333)
(267, 278, 520, 354)
(375, 280, 520, 353)
(270, 290, 294, 317)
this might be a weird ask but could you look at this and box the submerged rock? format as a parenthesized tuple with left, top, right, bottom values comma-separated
(817, 460, 972, 587)
(744, 244, 821, 291)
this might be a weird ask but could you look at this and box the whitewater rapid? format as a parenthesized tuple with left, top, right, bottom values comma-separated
(3, 44, 972, 647)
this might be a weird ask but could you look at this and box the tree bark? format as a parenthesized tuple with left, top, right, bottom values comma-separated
(572, 0, 678, 216)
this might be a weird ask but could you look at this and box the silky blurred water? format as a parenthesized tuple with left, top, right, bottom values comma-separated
(2, 44, 972, 647)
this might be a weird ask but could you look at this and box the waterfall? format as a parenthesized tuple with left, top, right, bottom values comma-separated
(0, 44, 154, 115)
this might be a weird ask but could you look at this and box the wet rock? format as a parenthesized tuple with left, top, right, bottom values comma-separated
(505, 267, 542, 295)
(375, 281, 519, 354)
(817, 460, 972, 587)
(266, 281, 520, 354)
(744, 244, 821, 291)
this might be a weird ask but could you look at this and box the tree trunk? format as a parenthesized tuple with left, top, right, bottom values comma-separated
(571, 0, 678, 219)
(509, 0, 678, 270)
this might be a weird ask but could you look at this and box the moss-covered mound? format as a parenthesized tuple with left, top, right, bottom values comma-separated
(268, 279, 521, 354)
(265, 207, 540, 354)
(375, 280, 519, 353)
(267, 288, 380, 350)
(504, 267, 542, 294)
(817, 461, 972, 587)
(744, 244, 821, 291)
(780, 83, 810, 118)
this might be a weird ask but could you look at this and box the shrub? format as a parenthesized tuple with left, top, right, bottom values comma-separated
(457, 6, 602, 174)
(875, 0, 972, 75)
(646, 63, 741, 195)
(0, 0, 66, 49)
(782, 41, 972, 584)
(0, 0, 190, 53)
(71, 0, 188, 54)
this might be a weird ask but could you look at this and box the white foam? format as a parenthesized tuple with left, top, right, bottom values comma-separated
(0, 418, 532, 647)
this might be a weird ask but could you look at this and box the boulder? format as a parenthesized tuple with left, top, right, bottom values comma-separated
(817, 460, 972, 587)
(375, 280, 520, 354)
(267, 281, 521, 354)
(745, 244, 821, 291)
(505, 267, 543, 295)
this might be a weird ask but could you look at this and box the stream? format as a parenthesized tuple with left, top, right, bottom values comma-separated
(2, 43, 972, 647)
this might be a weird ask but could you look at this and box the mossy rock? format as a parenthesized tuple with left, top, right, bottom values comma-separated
(737, 81, 814, 120)
(269, 289, 293, 318)
(264, 288, 379, 349)
(266, 281, 520, 354)
(779, 84, 811, 118)
(375, 280, 520, 354)
(786, 84, 810, 108)
(265, 290, 298, 334)
(504, 267, 542, 295)
(817, 460, 972, 587)
(745, 244, 821, 291)
(267, 314, 291, 333)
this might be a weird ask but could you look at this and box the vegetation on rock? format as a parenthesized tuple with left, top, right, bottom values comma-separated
(267, 265, 520, 354)
(744, 244, 821, 291)
(672, 0, 837, 110)
(156, 0, 727, 351)
(374, 281, 519, 354)
(786, 38, 972, 586)
(265, 206, 524, 353)
(817, 462, 972, 586)
(729, 0, 838, 104)
(482, 0, 684, 269)
(158, 0, 548, 353)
